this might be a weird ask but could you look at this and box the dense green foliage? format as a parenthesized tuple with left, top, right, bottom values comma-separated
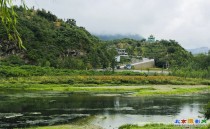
(0, 65, 148, 77)
(108, 39, 210, 79)
(171, 54, 210, 78)
(107, 38, 192, 68)
(0, 5, 210, 129)
(143, 40, 192, 68)
(0, 0, 25, 47)
(205, 102, 210, 119)
(0, 6, 193, 70)
(119, 124, 210, 129)
(0, 6, 116, 69)
(1, 7, 210, 80)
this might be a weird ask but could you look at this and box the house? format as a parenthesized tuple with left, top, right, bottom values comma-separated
(115, 56, 121, 62)
(116, 49, 128, 56)
(115, 49, 129, 62)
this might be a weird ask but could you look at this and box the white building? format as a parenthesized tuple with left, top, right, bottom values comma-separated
(115, 56, 121, 62)
(115, 49, 129, 62)
(116, 49, 128, 56)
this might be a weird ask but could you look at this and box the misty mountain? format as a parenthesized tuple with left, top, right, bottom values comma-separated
(187, 47, 209, 55)
(95, 34, 144, 41)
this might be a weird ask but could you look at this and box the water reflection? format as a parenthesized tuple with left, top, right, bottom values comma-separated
(0, 91, 209, 128)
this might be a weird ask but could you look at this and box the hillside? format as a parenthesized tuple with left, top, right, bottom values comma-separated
(107, 39, 193, 68)
(0, 7, 192, 69)
(95, 34, 144, 41)
(0, 7, 115, 69)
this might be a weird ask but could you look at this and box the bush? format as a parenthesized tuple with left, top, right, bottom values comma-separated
(2, 55, 25, 65)
(205, 102, 210, 119)
(67, 79, 74, 85)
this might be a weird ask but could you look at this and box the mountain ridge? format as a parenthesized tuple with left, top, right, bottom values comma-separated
(0, 6, 192, 69)
(95, 34, 144, 41)
(187, 47, 209, 55)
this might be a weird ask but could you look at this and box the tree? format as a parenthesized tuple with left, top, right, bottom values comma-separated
(107, 47, 117, 73)
(66, 19, 76, 26)
(205, 102, 210, 119)
(0, 0, 25, 48)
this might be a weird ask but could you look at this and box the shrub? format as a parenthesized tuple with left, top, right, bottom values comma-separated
(205, 102, 210, 119)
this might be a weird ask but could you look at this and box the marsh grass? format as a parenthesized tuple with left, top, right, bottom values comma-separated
(0, 83, 209, 96)
(28, 123, 210, 129)
(137, 86, 210, 96)
(28, 116, 103, 129)
(119, 124, 210, 129)
(0, 66, 210, 96)
(1, 75, 210, 85)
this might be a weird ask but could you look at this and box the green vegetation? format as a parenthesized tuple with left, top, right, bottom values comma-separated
(205, 102, 210, 119)
(28, 116, 102, 129)
(0, 6, 117, 70)
(0, 65, 157, 77)
(0, 65, 209, 96)
(26, 123, 210, 129)
(29, 125, 101, 129)
(0, 6, 193, 71)
(1, 74, 210, 85)
(0, 6, 210, 129)
(1, 84, 209, 96)
(0, 66, 209, 96)
(171, 53, 210, 79)
(0, 0, 25, 47)
(0, 65, 210, 85)
(1, 7, 210, 79)
(106, 38, 192, 68)
(119, 124, 210, 129)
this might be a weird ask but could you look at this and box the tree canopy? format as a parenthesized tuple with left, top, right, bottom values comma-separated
(0, 6, 194, 71)
(0, 0, 25, 48)
(0, 6, 117, 69)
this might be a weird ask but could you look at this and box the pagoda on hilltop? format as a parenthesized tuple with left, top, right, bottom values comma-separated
(147, 35, 155, 43)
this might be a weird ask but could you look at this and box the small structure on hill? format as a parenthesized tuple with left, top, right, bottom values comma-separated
(115, 49, 129, 62)
(147, 35, 155, 43)
(116, 49, 128, 56)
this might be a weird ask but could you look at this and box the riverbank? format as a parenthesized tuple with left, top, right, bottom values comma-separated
(29, 123, 210, 129)
(1, 66, 210, 128)
(28, 116, 103, 129)
(1, 74, 210, 96)
(119, 124, 210, 129)
(3, 88, 208, 129)
(1, 75, 210, 85)
(1, 84, 209, 96)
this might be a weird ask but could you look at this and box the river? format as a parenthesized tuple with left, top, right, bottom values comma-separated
(0, 91, 209, 128)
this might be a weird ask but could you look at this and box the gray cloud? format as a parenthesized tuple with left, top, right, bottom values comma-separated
(15, 0, 210, 49)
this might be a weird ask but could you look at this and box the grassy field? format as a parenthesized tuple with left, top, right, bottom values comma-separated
(0, 75, 210, 96)
(28, 116, 103, 129)
(1, 75, 210, 85)
(1, 83, 209, 96)
(2, 67, 208, 128)
(119, 124, 210, 129)
(27, 123, 210, 129)
(29, 124, 102, 129)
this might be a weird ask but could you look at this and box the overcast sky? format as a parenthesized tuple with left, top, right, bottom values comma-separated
(15, 0, 210, 49)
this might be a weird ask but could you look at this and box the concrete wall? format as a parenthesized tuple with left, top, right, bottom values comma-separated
(133, 59, 155, 69)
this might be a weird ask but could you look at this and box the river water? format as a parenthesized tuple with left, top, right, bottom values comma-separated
(0, 91, 209, 128)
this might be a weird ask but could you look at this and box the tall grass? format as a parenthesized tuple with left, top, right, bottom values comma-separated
(119, 124, 210, 129)
(1, 75, 210, 85)
(0, 65, 148, 77)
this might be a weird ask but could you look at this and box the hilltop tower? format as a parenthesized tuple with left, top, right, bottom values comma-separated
(147, 35, 155, 43)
